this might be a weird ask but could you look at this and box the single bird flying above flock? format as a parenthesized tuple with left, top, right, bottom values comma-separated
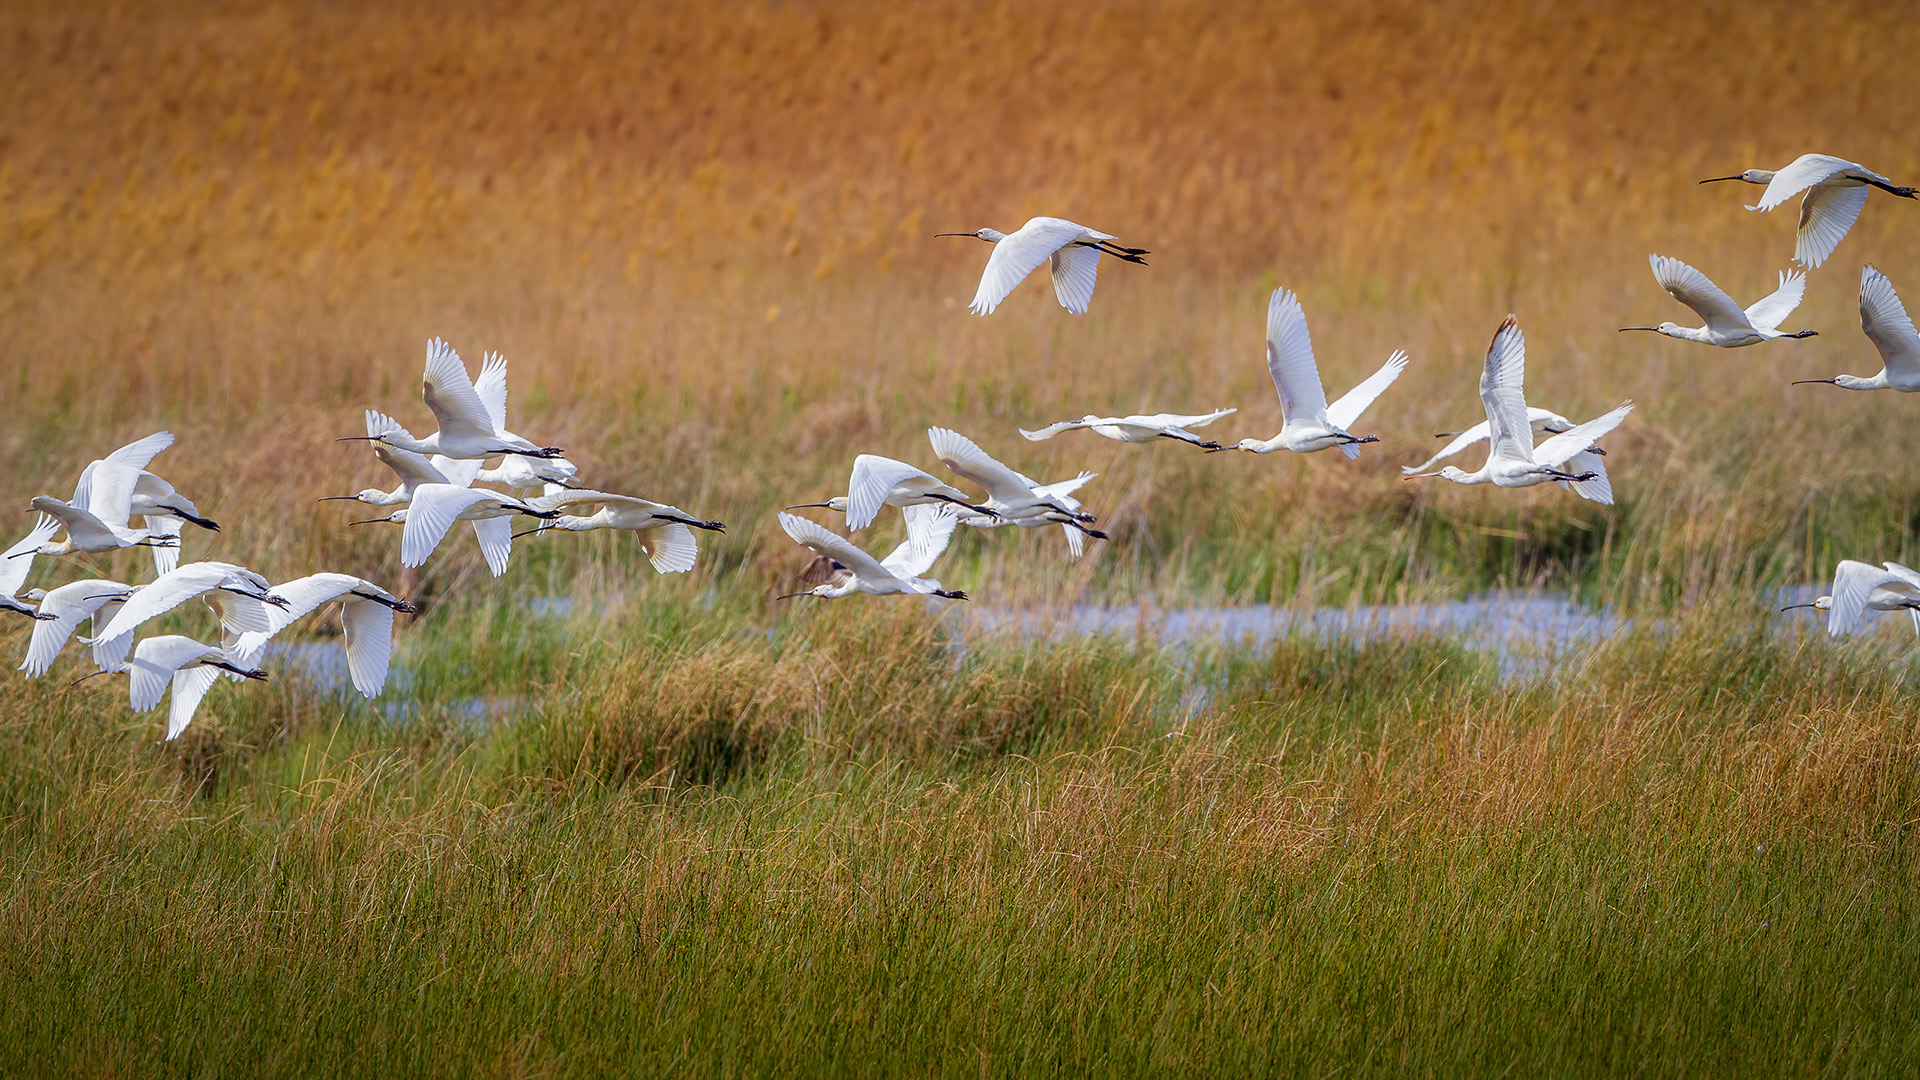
(1699, 153, 1917, 268)
(937, 217, 1148, 316)
(1620, 254, 1817, 347)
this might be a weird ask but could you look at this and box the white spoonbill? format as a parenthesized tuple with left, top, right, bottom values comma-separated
(1794, 266, 1920, 392)
(18, 579, 138, 677)
(937, 217, 1148, 316)
(322, 410, 483, 506)
(350, 483, 558, 576)
(77, 635, 267, 741)
(927, 427, 1108, 543)
(340, 339, 565, 461)
(776, 506, 967, 601)
(0, 516, 60, 619)
(1019, 408, 1237, 450)
(515, 489, 726, 575)
(1406, 317, 1632, 491)
(1400, 407, 1615, 505)
(1620, 255, 1816, 347)
(953, 470, 1102, 557)
(788, 454, 996, 531)
(228, 573, 414, 698)
(1780, 561, 1920, 637)
(25, 495, 179, 560)
(1216, 288, 1409, 457)
(1700, 154, 1917, 268)
(93, 561, 289, 650)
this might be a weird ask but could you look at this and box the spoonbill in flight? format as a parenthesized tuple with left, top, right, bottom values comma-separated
(17, 579, 139, 677)
(1794, 266, 1920, 392)
(1401, 407, 1616, 504)
(340, 339, 565, 461)
(228, 573, 415, 698)
(927, 427, 1107, 545)
(1215, 288, 1409, 457)
(322, 410, 483, 507)
(1700, 154, 1917, 268)
(1019, 408, 1237, 450)
(74, 635, 267, 741)
(1781, 560, 1920, 637)
(775, 506, 967, 601)
(515, 489, 726, 575)
(1620, 255, 1816, 347)
(937, 217, 1147, 315)
(1405, 316, 1632, 492)
(788, 454, 996, 531)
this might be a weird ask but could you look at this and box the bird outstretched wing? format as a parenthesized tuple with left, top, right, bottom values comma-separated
(1743, 270, 1807, 332)
(881, 504, 959, 579)
(1828, 559, 1894, 638)
(401, 485, 503, 569)
(0, 515, 59, 598)
(1649, 255, 1749, 332)
(847, 455, 942, 530)
(419, 338, 499, 442)
(341, 598, 396, 698)
(1533, 404, 1633, 469)
(166, 666, 222, 741)
(1326, 350, 1411, 433)
(777, 512, 891, 580)
(1479, 317, 1533, 463)
(1859, 266, 1920, 379)
(473, 351, 510, 433)
(1795, 185, 1868, 269)
(73, 431, 176, 510)
(126, 635, 216, 712)
(1558, 450, 1613, 505)
(20, 581, 134, 678)
(1264, 289, 1330, 425)
(1049, 243, 1102, 315)
(95, 562, 240, 643)
(927, 428, 1040, 502)
(637, 522, 699, 575)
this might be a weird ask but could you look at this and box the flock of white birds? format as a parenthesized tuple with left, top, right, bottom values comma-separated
(5, 154, 1917, 742)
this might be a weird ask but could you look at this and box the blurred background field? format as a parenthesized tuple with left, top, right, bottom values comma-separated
(3, 0, 1919, 1074)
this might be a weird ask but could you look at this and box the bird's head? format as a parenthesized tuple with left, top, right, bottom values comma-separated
(934, 228, 1004, 243)
(348, 510, 406, 526)
(1780, 596, 1833, 613)
(1618, 322, 1682, 338)
(1698, 169, 1773, 186)
(21, 588, 46, 603)
(785, 496, 849, 513)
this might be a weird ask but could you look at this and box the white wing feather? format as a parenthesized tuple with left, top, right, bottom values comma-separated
(1796, 185, 1868, 268)
(1048, 243, 1101, 315)
(0, 516, 59, 597)
(777, 512, 892, 580)
(1650, 255, 1750, 332)
(1743, 270, 1807, 332)
(1326, 350, 1411, 432)
(1264, 288, 1330, 424)
(638, 522, 699, 575)
(20, 581, 134, 677)
(927, 428, 1041, 503)
(342, 598, 396, 698)
(419, 338, 499, 443)
(967, 218, 1094, 316)
(166, 666, 221, 741)
(1479, 318, 1533, 463)
(1532, 404, 1634, 469)
(1860, 266, 1920, 379)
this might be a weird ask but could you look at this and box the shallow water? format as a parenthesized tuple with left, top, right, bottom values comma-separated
(260, 585, 1866, 702)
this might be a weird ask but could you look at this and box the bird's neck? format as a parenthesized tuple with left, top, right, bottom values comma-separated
(1669, 326, 1714, 343)
(1839, 372, 1888, 390)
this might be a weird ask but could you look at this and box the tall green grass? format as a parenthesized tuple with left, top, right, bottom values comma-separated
(1, 603, 1915, 1075)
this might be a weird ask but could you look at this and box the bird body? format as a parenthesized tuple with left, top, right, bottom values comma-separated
(93, 562, 288, 656)
(776, 506, 965, 600)
(1221, 289, 1409, 457)
(519, 489, 724, 574)
(229, 573, 413, 698)
(1622, 255, 1815, 347)
(1700, 154, 1917, 267)
(1401, 406, 1615, 504)
(1795, 266, 1920, 392)
(938, 216, 1147, 316)
(1020, 408, 1236, 449)
(1407, 317, 1632, 491)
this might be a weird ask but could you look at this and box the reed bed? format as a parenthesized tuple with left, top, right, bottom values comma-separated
(3, 0, 1920, 1073)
